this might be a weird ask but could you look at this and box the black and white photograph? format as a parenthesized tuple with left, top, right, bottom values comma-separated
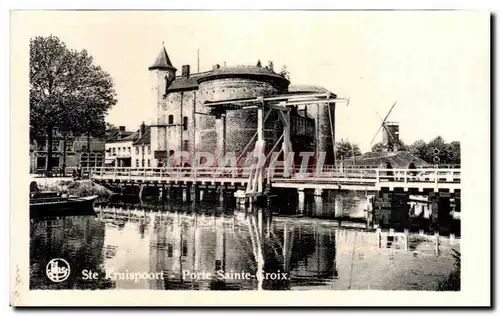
(10, 10, 490, 306)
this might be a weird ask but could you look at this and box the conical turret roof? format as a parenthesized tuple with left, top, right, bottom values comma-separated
(149, 45, 176, 71)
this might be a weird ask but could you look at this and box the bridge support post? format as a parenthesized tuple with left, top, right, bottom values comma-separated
(430, 195, 452, 232)
(334, 193, 343, 219)
(190, 185, 197, 202)
(199, 189, 204, 201)
(298, 188, 305, 211)
(182, 187, 188, 202)
(219, 188, 225, 204)
(314, 195, 323, 216)
(314, 188, 323, 197)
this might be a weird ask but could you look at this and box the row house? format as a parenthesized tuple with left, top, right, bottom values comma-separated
(105, 123, 154, 168)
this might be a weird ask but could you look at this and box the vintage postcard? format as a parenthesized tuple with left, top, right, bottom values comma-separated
(10, 10, 490, 306)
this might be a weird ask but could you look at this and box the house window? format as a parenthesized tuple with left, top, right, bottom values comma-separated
(147, 146, 151, 155)
(169, 150, 174, 157)
(112, 148, 116, 156)
(168, 115, 174, 124)
(182, 140, 189, 151)
(128, 147, 131, 154)
(135, 147, 139, 155)
(118, 148, 121, 154)
(183, 116, 188, 131)
(147, 159, 151, 167)
(142, 159, 145, 167)
(135, 159, 139, 167)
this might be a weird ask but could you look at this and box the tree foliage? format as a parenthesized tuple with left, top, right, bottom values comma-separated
(407, 137, 460, 165)
(30, 35, 117, 172)
(335, 140, 362, 162)
(370, 136, 461, 165)
(105, 122, 120, 133)
(279, 65, 290, 80)
(371, 139, 408, 152)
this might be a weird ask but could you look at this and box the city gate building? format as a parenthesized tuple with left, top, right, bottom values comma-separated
(147, 45, 337, 167)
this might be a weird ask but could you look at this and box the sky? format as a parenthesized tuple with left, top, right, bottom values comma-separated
(13, 11, 489, 152)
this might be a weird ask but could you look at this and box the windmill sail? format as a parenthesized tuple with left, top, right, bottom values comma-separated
(369, 101, 397, 146)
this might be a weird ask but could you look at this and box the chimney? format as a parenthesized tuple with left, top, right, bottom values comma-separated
(119, 126, 125, 131)
(182, 64, 190, 78)
(140, 122, 146, 137)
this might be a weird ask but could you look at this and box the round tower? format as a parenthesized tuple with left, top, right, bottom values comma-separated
(148, 44, 177, 161)
(196, 65, 290, 154)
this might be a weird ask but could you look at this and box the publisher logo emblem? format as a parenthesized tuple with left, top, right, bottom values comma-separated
(46, 258, 70, 282)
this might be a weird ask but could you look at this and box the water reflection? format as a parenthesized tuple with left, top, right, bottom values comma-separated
(30, 192, 460, 291)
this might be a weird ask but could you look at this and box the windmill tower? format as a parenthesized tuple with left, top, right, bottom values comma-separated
(370, 102, 400, 152)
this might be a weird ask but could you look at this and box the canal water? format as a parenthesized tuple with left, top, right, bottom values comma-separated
(30, 190, 460, 291)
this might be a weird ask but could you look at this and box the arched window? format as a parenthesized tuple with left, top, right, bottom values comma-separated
(168, 115, 174, 124)
(183, 116, 188, 131)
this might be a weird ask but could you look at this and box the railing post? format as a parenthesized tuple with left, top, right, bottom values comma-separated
(113, 167, 116, 180)
(376, 169, 380, 183)
(434, 169, 438, 187)
(404, 169, 407, 184)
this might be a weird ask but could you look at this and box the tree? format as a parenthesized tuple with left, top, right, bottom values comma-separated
(279, 65, 290, 80)
(371, 139, 407, 152)
(30, 35, 117, 175)
(256, 59, 262, 67)
(335, 140, 362, 162)
(105, 122, 120, 133)
(265, 60, 274, 72)
(407, 137, 461, 165)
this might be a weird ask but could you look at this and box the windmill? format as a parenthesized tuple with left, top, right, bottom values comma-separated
(369, 101, 400, 152)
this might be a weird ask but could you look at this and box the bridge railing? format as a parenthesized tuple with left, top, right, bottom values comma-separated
(376, 168, 461, 184)
(87, 166, 461, 184)
(88, 166, 255, 180)
(268, 166, 379, 180)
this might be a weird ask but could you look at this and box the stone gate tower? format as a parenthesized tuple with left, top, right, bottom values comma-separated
(148, 45, 177, 162)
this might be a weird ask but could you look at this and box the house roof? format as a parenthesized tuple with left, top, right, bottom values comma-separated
(288, 84, 333, 94)
(132, 126, 151, 145)
(149, 46, 176, 71)
(167, 71, 212, 91)
(105, 130, 135, 142)
(197, 65, 290, 86)
(342, 151, 429, 168)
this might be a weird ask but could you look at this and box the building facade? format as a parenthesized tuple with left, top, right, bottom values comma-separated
(143, 45, 336, 167)
(30, 131, 105, 174)
(105, 123, 154, 168)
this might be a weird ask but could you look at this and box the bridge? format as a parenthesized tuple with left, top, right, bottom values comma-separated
(88, 166, 461, 195)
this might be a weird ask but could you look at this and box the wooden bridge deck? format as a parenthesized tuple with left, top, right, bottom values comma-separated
(87, 167, 461, 193)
